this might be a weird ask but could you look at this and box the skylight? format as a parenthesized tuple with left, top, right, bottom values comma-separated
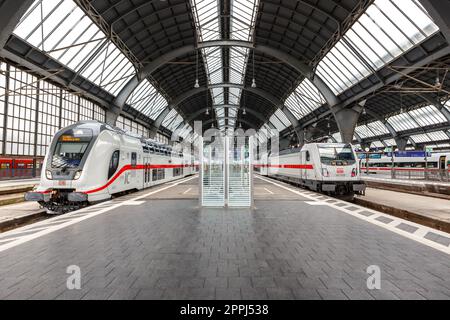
(126, 79, 168, 120)
(285, 78, 327, 120)
(191, 0, 259, 129)
(316, 0, 439, 95)
(14, 0, 137, 97)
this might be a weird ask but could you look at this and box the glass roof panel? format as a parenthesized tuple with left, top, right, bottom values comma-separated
(14, 0, 137, 97)
(316, 0, 438, 95)
(332, 132, 343, 143)
(191, 0, 221, 41)
(126, 79, 168, 120)
(230, 0, 259, 41)
(371, 141, 385, 148)
(408, 105, 447, 127)
(387, 112, 418, 132)
(383, 139, 397, 146)
(285, 79, 327, 120)
(269, 110, 289, 132)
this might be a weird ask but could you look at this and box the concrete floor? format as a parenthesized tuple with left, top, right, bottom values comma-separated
(0, 175, 449, 300)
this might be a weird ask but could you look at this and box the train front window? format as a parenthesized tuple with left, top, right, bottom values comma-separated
(52, 142, 90, 168)
(319, 145, 356, 166)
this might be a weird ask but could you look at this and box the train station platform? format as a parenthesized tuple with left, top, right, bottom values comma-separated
(363, 176, 450, 199)
(355, 188, 450, 233)
(0, 175, 450, 300)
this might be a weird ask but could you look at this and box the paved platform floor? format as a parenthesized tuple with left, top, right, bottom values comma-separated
(0, 178, 39, 189)
(0, 175, 450, 300)
(0, 202, 43, 224)
(357, 188, 450, 224)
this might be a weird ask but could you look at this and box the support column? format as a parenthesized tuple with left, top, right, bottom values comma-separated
(105, 104, 121, 126)
(395, 137, 409, 151)
(419, 0, 450, 45)
(333, 107, 362, 144)
(149, 107, 171, 138)
(0, 1, 34, 49)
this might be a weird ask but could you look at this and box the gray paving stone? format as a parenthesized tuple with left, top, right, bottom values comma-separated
(291, 288, 322, 300)
(396, 223, 419, 234)
(216, 288, 241, 300)
(342, 289, 375, 300)
(266, 288, 295, 300)
(252, 277, 277, 288)
(241, 287, 269, 300)
(204, 277, 228, 288)
(424, 232, 450, 247)
(317, 288, 349, 300)
(228, 277, 252, 288)
(376, 216, 394, 224)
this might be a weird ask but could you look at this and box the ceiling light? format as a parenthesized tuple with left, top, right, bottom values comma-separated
(194, 79, 199, 88)
(251, 78, 256, 88)
(243, 108, 246, 115)
(206, 108, 209, 115)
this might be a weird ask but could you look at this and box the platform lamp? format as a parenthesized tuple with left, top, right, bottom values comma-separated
(194, 49, 200, 88)
(242, 92, 247, 115)
(205, 88, 209, 115)
(251, 50, 257, 88)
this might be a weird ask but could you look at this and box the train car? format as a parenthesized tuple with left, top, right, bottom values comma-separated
(361, 153, 450, 175)
(25, 121, 195, 213)
(258, 143, 366, 200)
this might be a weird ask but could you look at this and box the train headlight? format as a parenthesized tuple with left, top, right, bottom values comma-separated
(351, 168, 357, 177)
(45, 170, 52, 180)
(321, 168, 330, 177)
(73, 171, 82, 180)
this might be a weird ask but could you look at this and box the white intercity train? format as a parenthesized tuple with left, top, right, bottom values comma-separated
(26, 121, 198, 213)
(256, 143, 366, 200)
(359, 153, 450, 174)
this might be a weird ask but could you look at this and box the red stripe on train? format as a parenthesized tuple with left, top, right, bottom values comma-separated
(85, 164, 188, 194)
(254, 164, 314, 169)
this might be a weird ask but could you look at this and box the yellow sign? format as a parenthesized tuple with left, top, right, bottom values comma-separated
(60, 135, 80, 142)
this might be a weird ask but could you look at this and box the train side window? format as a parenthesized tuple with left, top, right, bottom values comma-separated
(152, 169, 158, 181)
(131, 152, 137, 167)
(108, 151, 120, 180)
(306, 151, 310, 162)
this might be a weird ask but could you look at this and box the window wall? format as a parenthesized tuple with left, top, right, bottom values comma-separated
(116, 115, 149, 138)
(0, 60, 107, 157)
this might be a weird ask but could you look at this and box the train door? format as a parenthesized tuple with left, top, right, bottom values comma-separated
(440, 156, 447, 180)
(440, 156, 446, 171)
(144, 156, 150, 188)
(300, 151, 306, 182)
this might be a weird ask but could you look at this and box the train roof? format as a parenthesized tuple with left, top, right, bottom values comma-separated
(67, 120, 174, 150)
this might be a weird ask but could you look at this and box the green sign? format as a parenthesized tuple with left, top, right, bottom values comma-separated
(426, 147, 433, 153)
(384, 147, 393, 153)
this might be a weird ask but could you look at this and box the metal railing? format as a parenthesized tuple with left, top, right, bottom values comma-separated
(362, 168, 450, 183)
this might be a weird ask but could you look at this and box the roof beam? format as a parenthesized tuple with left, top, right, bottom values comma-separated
(175, 105, 276, 131)
(112, 40, 339, 118)
(202, 118, 257, 130)
(152, 83, 299, 131)
(0, 0, 34, 49)
(419, 0, 450, 45)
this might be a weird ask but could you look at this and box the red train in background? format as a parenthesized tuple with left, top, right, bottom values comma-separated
(0, 157, 44, 179)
